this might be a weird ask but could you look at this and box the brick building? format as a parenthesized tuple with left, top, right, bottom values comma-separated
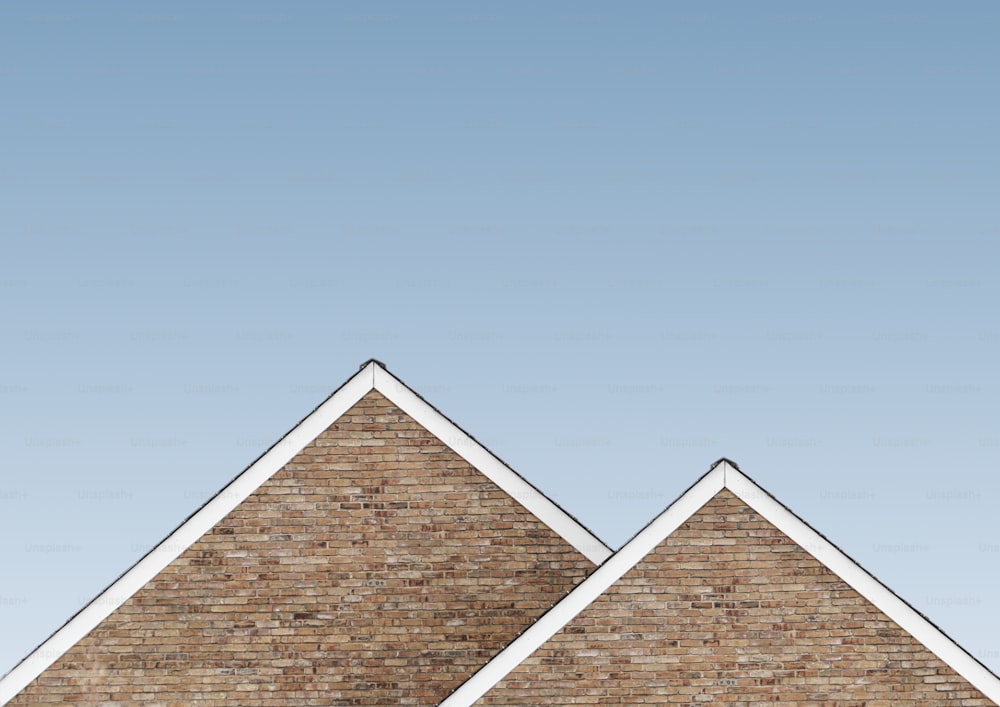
(2, 360, 998, 705)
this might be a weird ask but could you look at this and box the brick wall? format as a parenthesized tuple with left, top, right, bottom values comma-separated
(476, 490, 994, 705)
(10, 391, 594, 705)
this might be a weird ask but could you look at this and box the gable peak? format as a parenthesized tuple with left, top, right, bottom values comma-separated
(709, 457, 740, 472)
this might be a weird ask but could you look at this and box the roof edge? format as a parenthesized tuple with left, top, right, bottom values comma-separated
(0, 359, 611, 703)
(439, 460, 1000, 705)
(0, 362, 378, 704)
(372, 365, 612, 564)
(439, 464, 726, 706)
(724, 464, 1000, 704)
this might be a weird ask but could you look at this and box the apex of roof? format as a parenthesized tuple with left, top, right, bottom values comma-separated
(440, 460, 1000, 706)
(0, 359, 612, 704)
(709, 456, 740, 471)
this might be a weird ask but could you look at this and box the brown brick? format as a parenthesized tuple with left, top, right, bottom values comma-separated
(10, 391, 593, 706)
(475, 490, 995, 706)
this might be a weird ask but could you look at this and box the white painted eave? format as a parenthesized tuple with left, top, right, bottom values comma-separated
(0, 360, 610, 704)
(440, 460, 1000, 706)
(723, 462, 1000, 705)
(372, 365, 611, 565)
(438, 463, 727, 707)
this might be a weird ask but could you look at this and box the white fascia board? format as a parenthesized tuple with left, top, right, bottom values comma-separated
(373, 365, 612, 565)
(1, 360, 611, 704)
(439, 465, 725, 706)
(444, 460, 1000, 706)
(722, 461, 1000, 704)
(0, 363, 378, 704)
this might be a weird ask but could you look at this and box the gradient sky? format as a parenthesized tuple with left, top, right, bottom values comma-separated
(2, 1, 999, 680)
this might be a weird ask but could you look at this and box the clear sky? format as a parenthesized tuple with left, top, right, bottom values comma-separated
(2, 0, 999, 680)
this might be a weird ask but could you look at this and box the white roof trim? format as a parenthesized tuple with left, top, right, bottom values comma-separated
(440, 460, 1000, 706)
(372, 365, 611, 565)
(0, 360, 610, 704)
(439, 466, 725, 707)
(723, 464, 1000, 703)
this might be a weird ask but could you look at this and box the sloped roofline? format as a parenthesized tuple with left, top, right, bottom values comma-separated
(0, 359, 612, 704)
(439, 459, 1000, 706)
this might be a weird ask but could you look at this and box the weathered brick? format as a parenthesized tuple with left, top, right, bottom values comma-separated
(475, 490, 995, 706)
(10, 391, 593, 706)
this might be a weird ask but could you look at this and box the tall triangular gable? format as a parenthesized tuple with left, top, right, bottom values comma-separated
(441, 459, 1000, 705)
(0, 360, 612, 703)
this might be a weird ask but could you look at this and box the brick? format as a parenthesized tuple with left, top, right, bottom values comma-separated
(474, 491, 994, 706)
(10, 391, 593, 706)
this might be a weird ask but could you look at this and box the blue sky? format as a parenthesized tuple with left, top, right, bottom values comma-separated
(2, 1, 999, 680)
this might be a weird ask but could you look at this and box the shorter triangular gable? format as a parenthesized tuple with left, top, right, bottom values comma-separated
(441, 460, 1000, 705)
(0, 360, 612, 704)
